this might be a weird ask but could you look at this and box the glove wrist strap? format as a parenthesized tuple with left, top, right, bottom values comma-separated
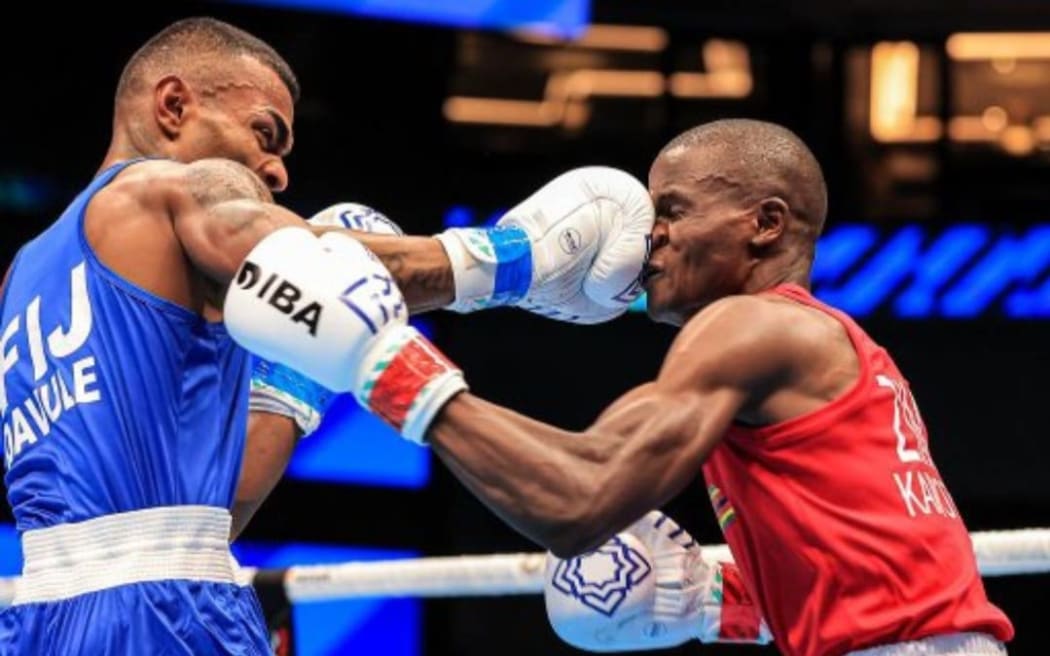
(436, 227, 533, 313)
(249, 358, 334, 436)
(355, 324, 467, 444)
(697, 562, 773, 644)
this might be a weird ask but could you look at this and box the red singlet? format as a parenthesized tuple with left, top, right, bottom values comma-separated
(702, 284, 1013, 656)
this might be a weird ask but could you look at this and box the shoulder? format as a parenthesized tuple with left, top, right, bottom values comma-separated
(96, 159, 271, 215)
(176, 158, 273, 207)
(659, 292, 829, 392)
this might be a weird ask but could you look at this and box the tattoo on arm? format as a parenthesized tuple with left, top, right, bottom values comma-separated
(185, 158, 273, 207)
(175, 159, 301, 286)
(351, 236, 454, 314)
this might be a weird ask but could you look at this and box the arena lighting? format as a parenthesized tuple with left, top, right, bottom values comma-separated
(444, 69, 664, 127)
(221, 0, 590, 37)
(869, 41, 940, 143)
(669, 39, 753, 99)
(446, 37, 752, 128)
(947, 33, 1050, 61)
(513, 23, 668, 52)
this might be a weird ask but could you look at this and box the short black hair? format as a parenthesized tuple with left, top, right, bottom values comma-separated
(661, 119, 828, 236)
(116, 17, 300, 103)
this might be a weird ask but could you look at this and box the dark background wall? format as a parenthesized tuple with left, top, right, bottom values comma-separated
(2, 2, 1048, 654)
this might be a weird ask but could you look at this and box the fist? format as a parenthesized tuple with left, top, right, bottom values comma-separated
(308, 202, 404, 236)
(437, 167, 654, 324)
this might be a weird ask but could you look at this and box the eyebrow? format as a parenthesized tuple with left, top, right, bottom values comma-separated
(266, 108, 294, 156)
(653, 189, 693, 211)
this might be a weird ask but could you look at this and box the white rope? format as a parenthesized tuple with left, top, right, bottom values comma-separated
(282, 528, 1050, 602)
(0, 528, 1045, 606)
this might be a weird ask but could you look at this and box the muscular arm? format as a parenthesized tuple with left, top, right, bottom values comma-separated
(173, 159, 454, 537)
(312, 229, 454, 313)
(231, 412, 299, 541)
(429, 297, 793, 557)
(172, 159, 453, 313)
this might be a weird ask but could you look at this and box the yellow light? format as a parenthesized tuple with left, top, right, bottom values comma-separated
(947, 33, 1050, 61)
(562, 70, 666, 98)
(981, 106, 1009, 133)
(444, 69, 664, 128)
(949, 117, 994, 142)
(670, 39, 753, 99)
(870, 41, 921, 142)
(575, 25, 668, 52)
(443, 97, 559, 126)
(513, 24, 668, 52)
(1000, 125, 1036, 156)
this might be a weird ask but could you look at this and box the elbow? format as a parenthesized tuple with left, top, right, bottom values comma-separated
(545, 523, 614, 560)
(547, 536, 599, 560)
(540, 500, 618, 559)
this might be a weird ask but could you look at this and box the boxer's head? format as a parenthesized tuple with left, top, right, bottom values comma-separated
(645, 119, 827, 325)
(110, 17, 298, 192)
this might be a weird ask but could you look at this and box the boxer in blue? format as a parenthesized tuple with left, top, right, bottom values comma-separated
(0, 17, 653, 654)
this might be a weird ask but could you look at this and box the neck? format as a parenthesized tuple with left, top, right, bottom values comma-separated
(99, 114, 169, 173)
(741, 252, 811, 294)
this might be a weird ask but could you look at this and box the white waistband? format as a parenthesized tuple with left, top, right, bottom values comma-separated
(848, 633, 1007, 656)
(15, 505, 235, 605)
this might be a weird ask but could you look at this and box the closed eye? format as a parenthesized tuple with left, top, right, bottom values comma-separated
(255, 126, 276, 152)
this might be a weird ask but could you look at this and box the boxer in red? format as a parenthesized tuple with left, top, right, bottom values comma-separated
(537, 120, 1015, 655)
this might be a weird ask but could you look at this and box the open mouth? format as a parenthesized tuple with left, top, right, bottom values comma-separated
(641, 265, 664, 287)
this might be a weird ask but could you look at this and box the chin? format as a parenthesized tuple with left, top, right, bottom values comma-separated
(645, 295, 684, 326)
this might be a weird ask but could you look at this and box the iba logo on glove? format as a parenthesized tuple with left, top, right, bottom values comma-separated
(235, 261, 323, 336)
(550, 536, 652, 617)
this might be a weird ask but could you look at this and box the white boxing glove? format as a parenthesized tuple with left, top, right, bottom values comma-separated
(435, 167, 653, 324)
(247, 203, 405, 436)
(544, 511, 772, 652)
(307, 202, 405, 236)
(226, 226, 467, 444)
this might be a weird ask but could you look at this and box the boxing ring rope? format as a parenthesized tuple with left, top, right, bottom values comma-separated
(2, 528, 1043, 607)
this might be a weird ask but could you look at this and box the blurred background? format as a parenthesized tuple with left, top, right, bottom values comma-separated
(2, 0, 1050, 653)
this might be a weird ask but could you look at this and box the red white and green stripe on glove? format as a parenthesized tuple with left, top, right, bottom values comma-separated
(225, 226, 464, 445)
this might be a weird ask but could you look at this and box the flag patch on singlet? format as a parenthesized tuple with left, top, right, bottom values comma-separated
(708, 484, 737, 531)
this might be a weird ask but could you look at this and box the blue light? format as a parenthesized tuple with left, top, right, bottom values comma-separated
(223, 0, 590, 37)
(443, 206, 475, 228)
(818, 226, 924, 315)
(631, 223, 1050, 319)
(442, 207, 508, 229)
(1005, 274, 1050, 317)
(286, 318, 432, 488)
(232, 541, 419, 656)
(810, 224, 878, 285)
(287, 396, 430, 488)
(0, 175, 58, 213)
(0, 524, 23, 576)
(941, 227, 1050, 318)
(894, 225, 989, 318)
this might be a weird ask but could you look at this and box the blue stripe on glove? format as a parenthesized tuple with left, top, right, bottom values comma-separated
(488, 226, 533, 306)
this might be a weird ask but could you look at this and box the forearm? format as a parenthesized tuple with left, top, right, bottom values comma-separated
(311, 228, 454, 314)
(429, 393, 651, 556)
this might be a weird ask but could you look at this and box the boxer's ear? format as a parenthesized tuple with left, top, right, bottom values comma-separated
(154, 75, 193, 140)
(750, 197, 788, 249)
